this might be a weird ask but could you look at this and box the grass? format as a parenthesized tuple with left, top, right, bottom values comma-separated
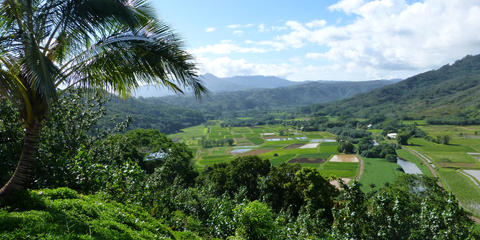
(403, 125, 480, 214)
(0, 188, 200, 240)
(438, 168, 480, 216)
(270, 154, 296, 166)
(359, 157, 403, 193)
(245, 135, 264, 145)
(296, 153, 333, 159)
(319, 162, 359, 179)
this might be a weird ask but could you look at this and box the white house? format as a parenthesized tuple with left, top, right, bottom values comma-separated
(387, 133, 398, 139)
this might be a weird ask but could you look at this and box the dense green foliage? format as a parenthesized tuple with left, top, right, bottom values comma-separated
(0, 188, 199, 240)
(319, 54, 480, 123)
(332, 176, 476, 239)
(159, 80, 394, 117)
(101, 97, 206, 134)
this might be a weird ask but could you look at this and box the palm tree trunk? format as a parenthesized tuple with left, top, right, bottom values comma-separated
(0, 120, 42, 197)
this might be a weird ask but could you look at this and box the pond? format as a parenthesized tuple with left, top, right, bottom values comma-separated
(397, 158, 422, 174)
(230, 146, 258, 154)
(464, 170, 480, 183)
(310, 139, 336, 143)
(230, 149, 252, 154)
(266, 138, 293, 141)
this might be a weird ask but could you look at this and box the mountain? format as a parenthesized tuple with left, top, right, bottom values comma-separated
(158, 79, 396, 115)
(320, 54, 480, 122)
(132, 74, 301, 97)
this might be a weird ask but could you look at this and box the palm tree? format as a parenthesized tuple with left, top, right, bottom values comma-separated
(0, 0, 206, 196)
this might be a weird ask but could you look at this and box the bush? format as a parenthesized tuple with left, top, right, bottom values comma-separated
(232, 201, 279, 240)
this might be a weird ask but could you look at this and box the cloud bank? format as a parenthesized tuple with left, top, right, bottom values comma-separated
(192, 0, 480, 81)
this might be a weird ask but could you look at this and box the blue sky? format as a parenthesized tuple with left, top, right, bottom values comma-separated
(152, 0, 480, 81)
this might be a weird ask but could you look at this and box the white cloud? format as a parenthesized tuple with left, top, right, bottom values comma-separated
(306, 20, 327, 28)
(196, 56, 292, 78)
(227, 23, 254, 29)
(247, 40, 286, 51)
(278, 0, 480, 75)
(233, 30, 244, 35)
(196, 1, 480, 81)
(328, 0, 365, 13)
(205, 27, 216, 32)
(305, 52, 325, 59)
(258, 24, 265, 32)
(191, 43, 267, 55)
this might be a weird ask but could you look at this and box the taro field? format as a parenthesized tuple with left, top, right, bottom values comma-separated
(168, 122, 360, 180)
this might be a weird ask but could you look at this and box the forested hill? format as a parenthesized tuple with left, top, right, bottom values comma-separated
(158, 79, 395, 115)
(101, 79, 393, 132)
(320, 54, 480, 122)
(99, 97, 205, 134)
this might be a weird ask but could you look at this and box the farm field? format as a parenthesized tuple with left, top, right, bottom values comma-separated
(169, 122, 364, 180)
(170, 121, 458, 195)
(359, 157, 402, 192)
(403, 124, 480, 216)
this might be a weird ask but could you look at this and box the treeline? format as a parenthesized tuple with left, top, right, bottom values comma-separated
(99, 96, 206, 134)
(158, 80, 394, 117)
(199, 137, 234, 148)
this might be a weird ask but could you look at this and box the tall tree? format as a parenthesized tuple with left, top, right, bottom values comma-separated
(0, 0, 205, 196)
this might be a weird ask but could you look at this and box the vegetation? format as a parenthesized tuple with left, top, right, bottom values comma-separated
(319, 54, 480, 123)
(101, 97, 206, 134)
(0, 2, 479, 238)
(159, 80, 395, 116)
(0, 0, 205, 196)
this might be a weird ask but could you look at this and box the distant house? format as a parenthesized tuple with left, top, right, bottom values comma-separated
(387, 133, 398, 139)
(146, 149, 169, 161)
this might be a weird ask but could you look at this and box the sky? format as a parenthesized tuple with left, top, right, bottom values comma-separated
(152, 0, 480, 81)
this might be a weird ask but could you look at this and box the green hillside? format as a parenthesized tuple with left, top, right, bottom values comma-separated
(159, 79, 395, 115)
(321, 54, 480, 123)
(0, 188, 200, 240)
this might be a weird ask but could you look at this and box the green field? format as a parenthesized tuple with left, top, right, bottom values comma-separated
(320, 162, 359, 179)
(403, 125, 480, 216)
(170, 122, 480, 216)
(359, 157, 403, 192)
(169, 122, 341, 170)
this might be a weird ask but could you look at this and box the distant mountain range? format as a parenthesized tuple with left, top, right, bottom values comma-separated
(320, 54, 480, 122)
(133, 74, 400, 98)
(133, 74, 302, 97)
(158, 79, 398, 115)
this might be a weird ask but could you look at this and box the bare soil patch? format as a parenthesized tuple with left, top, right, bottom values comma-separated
(299, 143, 319, 149)
(330, 178, 352, 189)
(330, 154, 359, 163)
(284, 144, 304, 149)
(288, 158, 325, 164)
(241, 149, 272, 156)
(264, 135, 281, 139)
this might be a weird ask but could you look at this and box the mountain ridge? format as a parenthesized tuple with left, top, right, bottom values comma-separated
(320, 54, 480, 121)
(133, 74, 400, 98)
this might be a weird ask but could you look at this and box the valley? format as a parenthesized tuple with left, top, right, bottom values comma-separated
(170, 120, 480, 217)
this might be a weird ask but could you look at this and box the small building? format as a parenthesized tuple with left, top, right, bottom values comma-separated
(387, 133, 398, 139)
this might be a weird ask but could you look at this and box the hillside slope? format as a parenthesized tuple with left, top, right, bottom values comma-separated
(0, 188, 200, 240)
(322, 54, 480, 121)
(159, 79, 395, 115)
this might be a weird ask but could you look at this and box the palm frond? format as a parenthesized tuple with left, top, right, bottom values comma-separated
(58, 24, 206, 98)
